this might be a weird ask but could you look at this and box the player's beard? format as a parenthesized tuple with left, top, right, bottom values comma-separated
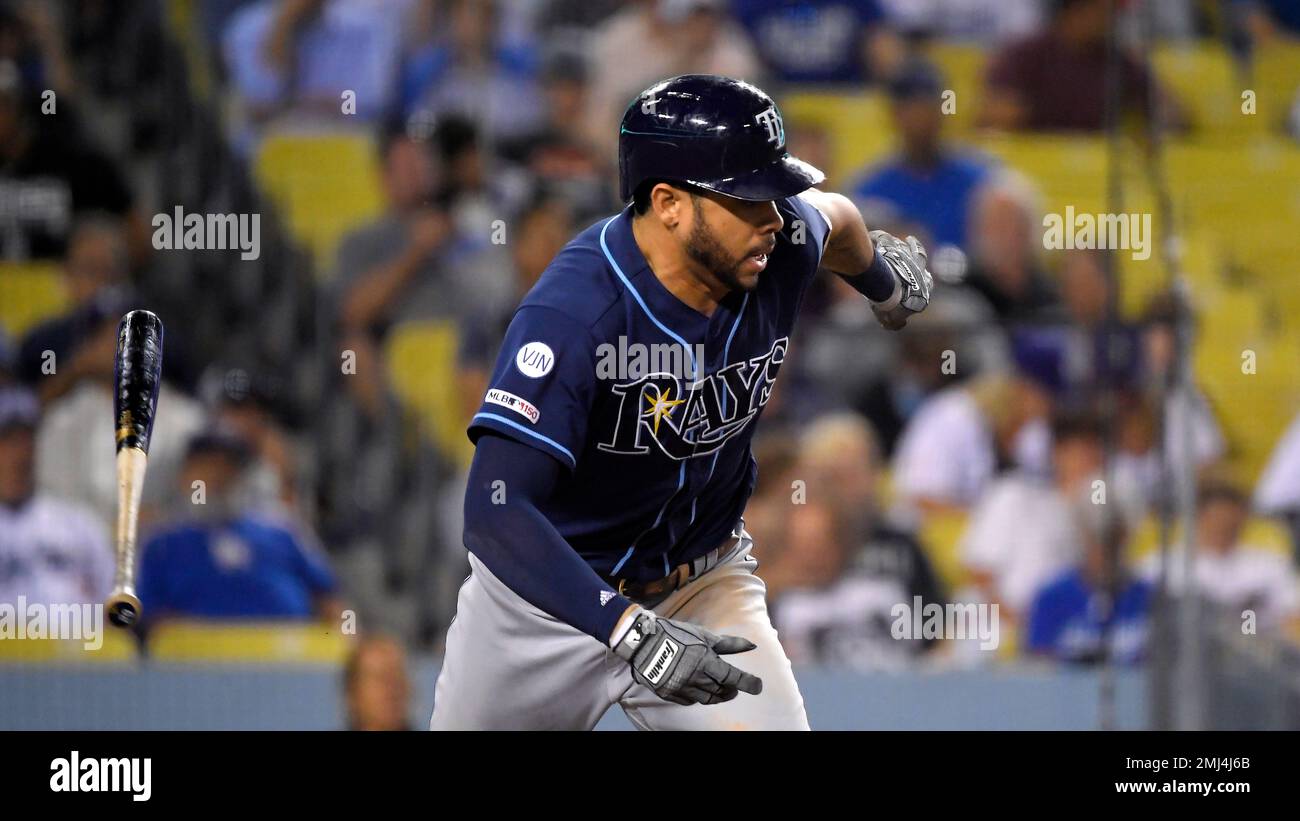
(684, 211, 756, 293)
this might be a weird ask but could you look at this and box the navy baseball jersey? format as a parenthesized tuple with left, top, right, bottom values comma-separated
(468, 195, 831, 582)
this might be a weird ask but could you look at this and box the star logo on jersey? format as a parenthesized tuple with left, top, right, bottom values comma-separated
(642, 385, 685, 436)
(599, 590, 616, 606)
(598, 337, 788, 461)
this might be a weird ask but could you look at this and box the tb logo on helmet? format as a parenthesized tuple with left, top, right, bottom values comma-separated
(754, 105, 784, 147)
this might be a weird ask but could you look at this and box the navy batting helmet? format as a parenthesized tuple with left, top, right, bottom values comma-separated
(618, 75, 825, 203)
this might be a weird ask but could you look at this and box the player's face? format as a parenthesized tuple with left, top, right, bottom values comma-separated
(684, 190, 783, 292)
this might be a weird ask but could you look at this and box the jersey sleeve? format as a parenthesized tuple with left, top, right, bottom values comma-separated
(467, 305, 598, 470)
(788, 192, 833, 264)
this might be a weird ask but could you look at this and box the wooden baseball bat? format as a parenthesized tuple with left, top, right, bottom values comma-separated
(107, 310, 164, 628)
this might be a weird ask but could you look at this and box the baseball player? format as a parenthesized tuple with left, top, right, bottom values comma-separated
(430, 75, 933, 730)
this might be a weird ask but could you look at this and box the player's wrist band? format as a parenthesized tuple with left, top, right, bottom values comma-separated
(851, 248, 900, 305)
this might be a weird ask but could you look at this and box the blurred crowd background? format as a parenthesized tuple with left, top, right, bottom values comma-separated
(2, 0, 1300, 728)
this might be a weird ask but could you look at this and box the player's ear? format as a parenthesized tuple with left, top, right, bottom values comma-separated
(649, 183, 685, 228)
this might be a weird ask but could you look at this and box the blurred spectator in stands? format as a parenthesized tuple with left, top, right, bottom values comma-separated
(19, 219, 204, 532)
(139, 430, 343, 622)
(766, 414, 945, 669)
(201, 365, 303, 514)
(585, 0, 763, 158)
(981, 0, 1184, 132)
(961, 410, 1104, 623)
(539, 0, 625, 35)
(16, 217, 131, 402)
(324, 123, 460, 645)
(63, 0, 173, 155)
(1025, 486, 1151, 665)
(740, 431, 801, 556)
(496, 48, 615, 225)
(344, 634, 413, 730)
(851, 57, 993, 252)
(0, 59, 145, 262)
(399, 0, 543, 145)
(879, 0, 1042, 43)
(732, 0, 902, 86)
(333, 125, 452, 416)
(796, 266, 1005, 456)
(0, 330, 14, 382)
(1111, 292, 1224, 508)
(429, 115, 518, 310)
(18, 217, 192, 401)
(1236, 0, 1300, 44)
(854, 299, 1007, 456)
(456, 186, 575, 423)
(1142, 481, 1299, 631)
(0, 1, 74, 95)
(222, 0, 407, 149)
(0, 386, 112, 607)
(962, 171, 1061, 326)
(1256, 410, 1300, 565)
(891, 345, 1057, 514)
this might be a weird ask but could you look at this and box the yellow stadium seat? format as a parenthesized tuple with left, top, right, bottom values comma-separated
(0, 262, 67, 338)
(147, 621, 351, 663)
(781, 90, 894, 183)
(0, 627, 137, 664)
(918, 509, 971, 594)
(923, 42, 987, 136)
(1252, 43, 1300, 133)
(384, 318, 474, 468)
(1131, 516, 1291, 565)
(253, 130, 385, 275)
(1153, 44, 1251, 138)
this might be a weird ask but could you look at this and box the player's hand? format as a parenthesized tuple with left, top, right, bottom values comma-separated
(613, 609, 763, 706)
(867, 229, 933, 330)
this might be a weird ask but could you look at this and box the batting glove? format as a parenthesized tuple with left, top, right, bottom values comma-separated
(613, 609, 763, 706)
(867, 229, 933, 330)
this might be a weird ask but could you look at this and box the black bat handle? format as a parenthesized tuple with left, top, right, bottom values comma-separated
(113, 310, 164, 454)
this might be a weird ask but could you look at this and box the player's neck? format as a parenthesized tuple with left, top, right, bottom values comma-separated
(632, 216, 727, 318)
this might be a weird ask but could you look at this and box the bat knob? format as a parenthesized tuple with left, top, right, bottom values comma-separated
(106, 591, 142, 628)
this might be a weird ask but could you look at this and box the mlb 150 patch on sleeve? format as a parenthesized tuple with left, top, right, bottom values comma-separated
(485, 389, 541, 424)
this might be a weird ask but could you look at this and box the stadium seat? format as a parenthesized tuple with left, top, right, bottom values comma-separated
(1251, 43, 1300, 134)
(918, 509, 971, 594)
(1153, 44, 1251, 139)
(147, 621, 350, 663)
(253, 130, 385, 275)
(0, 627, 136, 663)
(1130, 515, 1292, 563)
(0, 262, 68, 339)
(923, 42, 987, 136)
(384, 319, 475, 468)
(782, 91, 894, 182)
